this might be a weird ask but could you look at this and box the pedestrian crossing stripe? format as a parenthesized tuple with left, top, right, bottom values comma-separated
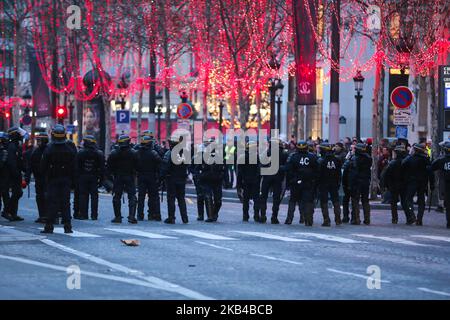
(295, 232, 366, 244)
(410, 235, 450, 243)
(352, 234, 432, 247)
(37, 228, 101, 238)
(172, 229, 237, 240)
(232, 231, 310, 242)
(105, 228, 178, 239)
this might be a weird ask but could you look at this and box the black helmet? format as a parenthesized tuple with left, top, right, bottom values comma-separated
(413, 142, 427, 154)
(355, 143, 369, 154)
(140, 135, 153, 145)
(320, 142, 333, 153)
(117, 134, 131, 148)
(296, 140, 308, 151)
(308, 142, 315, 153)
(51, 125, 67, 144)
(0, 132, 9, 145)
(142, 130, 155, 139)
(442, 141, 450, 154)
(394, 144, 407, 155)
(7, 126, 22, 141)
(35, 132, 49, 145)
(83, 135, 97, 147)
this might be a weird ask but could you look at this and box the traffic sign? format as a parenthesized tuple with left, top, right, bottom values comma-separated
(391, 86, 413, 109)
(177, 103, 193, 119)
(395, 125, 408, 139)
(177, 118, 190, 132)
(21, 114, 32, 126)
(393, 108, 411, 126)
(116, 110, 130, 134)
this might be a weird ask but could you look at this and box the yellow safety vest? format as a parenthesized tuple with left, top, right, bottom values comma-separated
(224, 145, 236, 160)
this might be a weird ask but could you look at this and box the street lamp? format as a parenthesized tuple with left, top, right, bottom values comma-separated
(68, 93, 75, 140)
(156, 94, 163, 142)
(218, 98, 225, 132)
(353, 70, 364, 140)
(267, 55, 281, 133)
(275, 81, 284, 132)
(118, 91, 127, 110)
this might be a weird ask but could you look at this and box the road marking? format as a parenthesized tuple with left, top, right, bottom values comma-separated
(417, 287, 450, 297)
(0, 254, 208, 295)
(40, 239, 213, 300)
(410, 235, 450, 243)
(195, 241, 234, 251)
(352, 234, 432, 247)
(295, 232, 366, 244)
(233, 231, 310, 242)
(37, 228, 100, 238)
(172, 229, 237, 240)
(105, 228, 177, 239)
(250, 254, 303, 265)
(327, 268, 391, 283)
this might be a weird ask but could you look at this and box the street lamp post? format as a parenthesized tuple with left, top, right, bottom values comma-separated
(275, 82, 284, 132)
(156, 94, 163, 142)
(68, 93, 75, 140)
(353, 70, 365, 140)
(268, 55, 281, 134)
(218, 99, 224, 132)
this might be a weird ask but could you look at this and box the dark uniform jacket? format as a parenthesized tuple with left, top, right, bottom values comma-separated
(136, 144, 162, 176)
(283, 151, 318, 187)
(75, 145, 105, 179)
(318, 154, 342, 186)
(40, 142, 77, 181)
(107, 146, 138, 177)
(401, 153, 434, 187)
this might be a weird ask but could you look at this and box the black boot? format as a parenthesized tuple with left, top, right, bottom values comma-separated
(333, 203, 342, 225)
(271, 216, 279, 224)
(164, 217, 175, 224)
(41, 223, 54, 234)
(416, 212, 423, 226)
(128, 202, 137, 224)
(260, 214, 267, 223)
(64, 223, 73, 234)
(253, 213, 261, 223)
(112, 202, 122, 223)
(243, 213, 249, 222)
(363, 202, 371, 225)
(342, 214, 350, 223)
(285, 200, 295, 224)
(137, 214, 144, 221)
(321, 204, 331, 227)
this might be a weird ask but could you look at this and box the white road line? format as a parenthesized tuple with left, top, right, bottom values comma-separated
(352, 234, 432, 247)
(417, 287, 450, 297)
(250, 254, 303, 265)
(327, 268, 391, 283)
(233, 231, 310, 242)
(195, 241, 234, 251)
(295, 232, 366, 244)
(0, 254, 206, 294)
(172, 229, 237, 240)
(105, 228, 177, 239)
(37, 228, 100, 238)
(410, 235, 450, 243)
(40, 239, 213, 300)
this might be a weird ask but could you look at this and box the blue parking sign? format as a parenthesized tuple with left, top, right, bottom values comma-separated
(395, 125, 408, 139)
(116, 110, 130, 124)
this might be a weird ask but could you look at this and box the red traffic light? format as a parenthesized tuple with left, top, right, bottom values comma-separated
(5, 111, 10, 119)
(56, 105, 67, 118)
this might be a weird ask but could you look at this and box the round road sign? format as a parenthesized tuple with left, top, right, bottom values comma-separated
(177, 103, 193, 119)
(391, 86, 413, 109)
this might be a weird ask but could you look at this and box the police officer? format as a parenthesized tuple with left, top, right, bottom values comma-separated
(284, 140, 318, 226)
(24, 132, 49, 223)
(237, 141, 261, 222)
(344, 143, 372, 225)
(0, 132, 10, 218)
(75, 135, 105, 220)
(136, 135, 162, 221)
(202, 139, 224, 222)
(161, 138, 189, 224)
(107, 134, 138, 224)
(431, 141, 450, 228)
(190, 145, 212, 221)
(40, 125, 76, 233)
(317, 142, 342, 226)
(382, 144, 410, 224)
(260, 138, 289, 224)
(341, 146, 354, 223)
(402, 143, 434, 226)
(3, 127, 25, 221)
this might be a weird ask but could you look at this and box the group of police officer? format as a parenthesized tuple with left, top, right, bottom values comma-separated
(1, 124, 450, 231)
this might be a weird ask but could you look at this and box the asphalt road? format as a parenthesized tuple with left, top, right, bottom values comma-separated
(1, 187, 449, 300)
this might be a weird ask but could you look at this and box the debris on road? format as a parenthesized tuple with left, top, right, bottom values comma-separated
(120, 239, 140, 246)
